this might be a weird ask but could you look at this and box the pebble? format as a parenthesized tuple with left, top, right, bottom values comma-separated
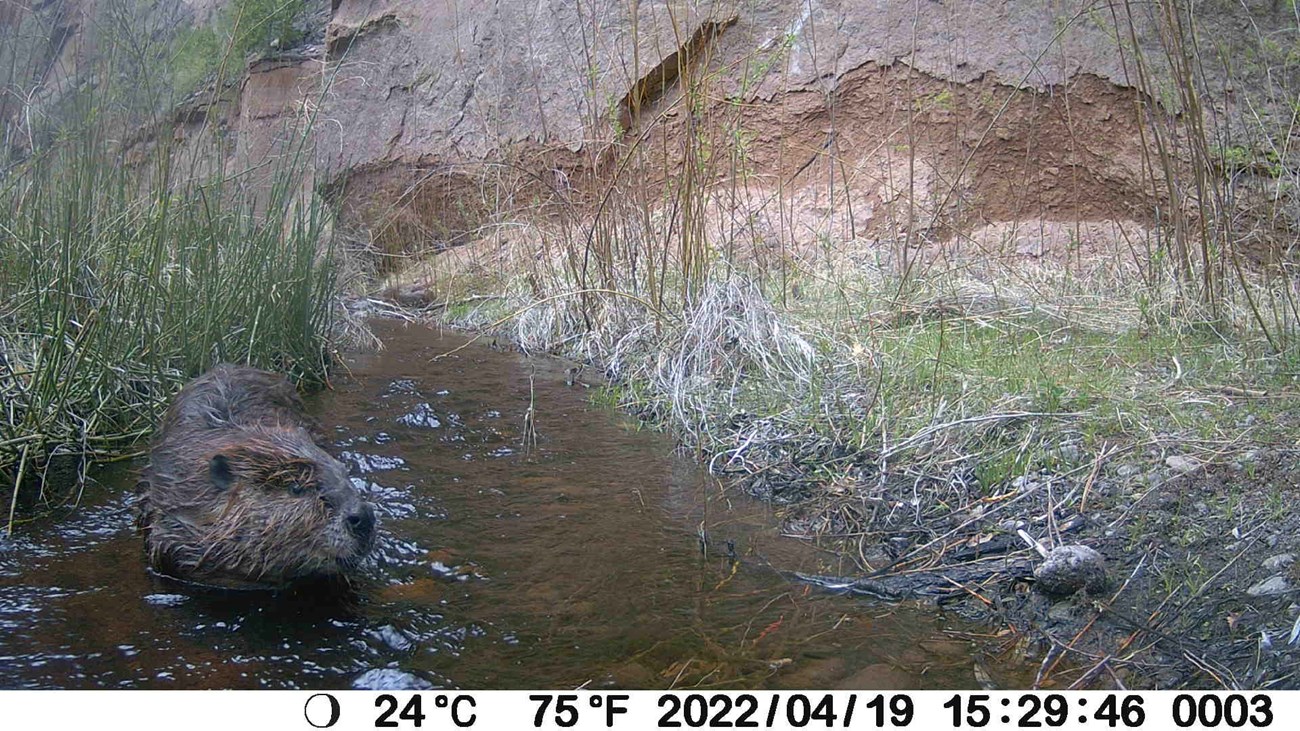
(1262, 554, 1295, 572)
(1034, 544, 1108, 596)
(1166, 455, 1200, 474)
(1246, 575, 1292, 598)
(1047, 602, 1079, 621)
(1012, 475, 1040, 492)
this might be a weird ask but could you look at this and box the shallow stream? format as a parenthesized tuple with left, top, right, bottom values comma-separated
(0, 320, 1031, 689)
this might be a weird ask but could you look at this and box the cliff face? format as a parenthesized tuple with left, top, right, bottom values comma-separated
(1, 0, 89, 149)
(7, 1, 1292, 264)
(313, 0, 1144, 164)
(306, 0, 1174, 260)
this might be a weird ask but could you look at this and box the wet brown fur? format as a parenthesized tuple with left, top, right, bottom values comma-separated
(141, 365, 374, 588)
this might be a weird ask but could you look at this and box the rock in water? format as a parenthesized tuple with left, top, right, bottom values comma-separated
(352, 668, 434, 690)
(1034, 544, 1108, 596)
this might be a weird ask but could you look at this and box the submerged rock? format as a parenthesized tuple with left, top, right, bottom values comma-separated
(397, 403, 442, 429)
(370, 625, 415, 653)
(1034, 544, 1108, 596)
(353, 668, 434, 690)
(142, 593, 190, 607)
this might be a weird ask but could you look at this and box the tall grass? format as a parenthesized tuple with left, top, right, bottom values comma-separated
(0, 5, 337, 532)
(1114, 0, 1300, 350)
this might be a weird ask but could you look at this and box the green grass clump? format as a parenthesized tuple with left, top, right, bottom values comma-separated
(0, 111, 336, 530)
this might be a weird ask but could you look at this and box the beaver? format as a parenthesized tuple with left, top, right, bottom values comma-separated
(140, 365, 375, 588)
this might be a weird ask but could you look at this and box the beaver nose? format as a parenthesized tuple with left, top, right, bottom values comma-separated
(345, 501, 376, 542)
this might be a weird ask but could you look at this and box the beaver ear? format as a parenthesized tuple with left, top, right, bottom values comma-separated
(209, 454, 235, 491)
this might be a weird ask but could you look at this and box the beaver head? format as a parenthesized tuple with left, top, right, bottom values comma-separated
(144, 423, 375, 588)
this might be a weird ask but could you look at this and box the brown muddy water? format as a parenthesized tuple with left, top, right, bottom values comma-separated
(0, 319, 1034, 690)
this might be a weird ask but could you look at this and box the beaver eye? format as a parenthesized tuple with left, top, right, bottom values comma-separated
(209, 454, 235, 491)
(290, 484, 307, 496)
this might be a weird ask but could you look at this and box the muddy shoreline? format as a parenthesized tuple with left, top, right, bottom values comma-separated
(704, 412, 1300, 690)
(748, 433, 1300, 689)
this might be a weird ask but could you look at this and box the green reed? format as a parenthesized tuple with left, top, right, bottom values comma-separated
(0, 102, 336, 531)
